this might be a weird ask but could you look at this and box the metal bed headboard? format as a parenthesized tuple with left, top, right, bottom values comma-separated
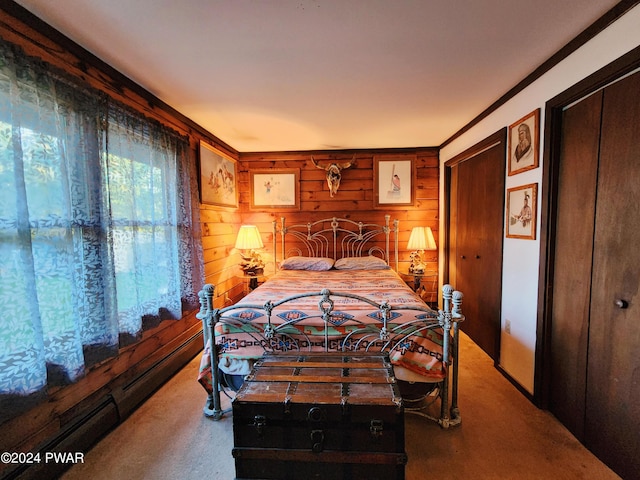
(272, 215, 399, 271)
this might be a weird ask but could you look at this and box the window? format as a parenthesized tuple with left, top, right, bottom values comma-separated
(103, 108, 185, 341)
(0, 39, 201, 413)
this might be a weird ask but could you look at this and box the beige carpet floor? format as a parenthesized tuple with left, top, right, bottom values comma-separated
(60, 333, 620, 480)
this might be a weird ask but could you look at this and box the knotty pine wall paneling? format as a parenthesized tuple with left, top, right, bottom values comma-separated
(193, 140, 243, 309)
(200, 201, 245, 306)
(238, 149, 439, 276)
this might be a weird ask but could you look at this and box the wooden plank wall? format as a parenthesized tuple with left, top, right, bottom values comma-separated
(200, 202, 245, 306)
(238, 149, 439, 279)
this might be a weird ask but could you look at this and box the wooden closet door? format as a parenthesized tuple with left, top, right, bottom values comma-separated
(585, 71, 640, 479)
(450, 137, 505, 360)
(549, 90, 602, 439)
(551, 71, 640, 480)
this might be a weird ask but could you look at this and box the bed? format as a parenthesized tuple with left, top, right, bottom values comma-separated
(197, 216, 464, 428)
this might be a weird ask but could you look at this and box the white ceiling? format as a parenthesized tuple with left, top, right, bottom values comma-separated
(14, 0, 621, 152)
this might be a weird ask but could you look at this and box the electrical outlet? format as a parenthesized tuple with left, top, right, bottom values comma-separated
(505, 319, 511, 334)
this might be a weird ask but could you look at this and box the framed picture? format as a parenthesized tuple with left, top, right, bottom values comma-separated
(250, 169, 300, 210)
(199, 141, 238, 208)
(506, 183, 537, 239)
(508, 109, 540, 176)
(373, 157, 415, 208)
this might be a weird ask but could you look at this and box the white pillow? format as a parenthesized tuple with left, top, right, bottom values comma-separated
(334, 256, 390, 270)
(280, 256, 335, 271)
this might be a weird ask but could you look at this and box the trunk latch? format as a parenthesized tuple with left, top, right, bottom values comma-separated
(370, 419, 384, 440)
(253, 415, 266, 436)
(311, 429, 325, 452)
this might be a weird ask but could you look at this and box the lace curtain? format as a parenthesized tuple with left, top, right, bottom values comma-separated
(0, 40, 202, 409)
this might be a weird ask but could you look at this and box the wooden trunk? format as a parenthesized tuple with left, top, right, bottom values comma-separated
(232, 352, 406, 480)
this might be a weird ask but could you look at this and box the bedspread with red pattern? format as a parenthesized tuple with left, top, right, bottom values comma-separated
(208, 269, 447, 382)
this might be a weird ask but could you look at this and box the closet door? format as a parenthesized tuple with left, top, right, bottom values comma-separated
(448, 133, 505, 360)
(549, 90, 602, 439)
(551, 71, 640, 479)
(585, 71, 640, 479)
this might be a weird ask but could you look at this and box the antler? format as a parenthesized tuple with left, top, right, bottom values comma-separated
(311, 156, 325, 170)
(311, 155, 357, 171)
(340, 154, 357, 170)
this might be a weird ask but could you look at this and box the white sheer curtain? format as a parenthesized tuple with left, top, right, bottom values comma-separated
(103, 106, 184, 342)
(0, 39, 202, 415)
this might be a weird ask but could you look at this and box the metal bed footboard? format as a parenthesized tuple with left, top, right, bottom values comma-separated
(197, 283, 464, 428)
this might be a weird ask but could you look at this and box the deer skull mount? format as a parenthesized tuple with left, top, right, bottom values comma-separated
(311, 155, 356, 197)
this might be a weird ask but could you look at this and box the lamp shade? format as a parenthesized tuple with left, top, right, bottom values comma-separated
(407, 226, 437, 250)
(235, 225, 264, 250)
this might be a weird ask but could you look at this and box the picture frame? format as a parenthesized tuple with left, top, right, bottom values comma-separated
(506, 183, 537, 239)
(250, 169, 300, 210)
(373, 157, 415, 208)
(199, 141, 238, 208)
(508, 109, 540, 176)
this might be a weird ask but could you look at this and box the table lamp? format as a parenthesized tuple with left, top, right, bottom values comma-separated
(407, 226, 437, 274)
(235, 225, 265, 277)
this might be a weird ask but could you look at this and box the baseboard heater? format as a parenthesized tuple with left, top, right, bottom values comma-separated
(6, 331, 203, 480)
(111, 330, 203, 420)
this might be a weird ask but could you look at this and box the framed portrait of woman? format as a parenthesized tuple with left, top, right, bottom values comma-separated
(373, 156, 415, 208)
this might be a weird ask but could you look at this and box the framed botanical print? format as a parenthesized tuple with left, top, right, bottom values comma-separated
(250, 169, 300, 210)
(508, 109, 540, 176)
(199, 141, 238, 208)
(506, 183, 537, 239)
(373, 157, 415, 208)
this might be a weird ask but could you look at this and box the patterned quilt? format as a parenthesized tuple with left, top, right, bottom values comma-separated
(200, 268, 448, 383)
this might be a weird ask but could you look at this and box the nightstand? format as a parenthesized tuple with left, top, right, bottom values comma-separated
(242, 272, 269, 294)
(399, 270, 435, 291)
(399, 270, 438, 308)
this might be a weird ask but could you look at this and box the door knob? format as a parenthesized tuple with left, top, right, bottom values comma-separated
(615, 299, 629, 309)
(461, 255, 466, 259)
